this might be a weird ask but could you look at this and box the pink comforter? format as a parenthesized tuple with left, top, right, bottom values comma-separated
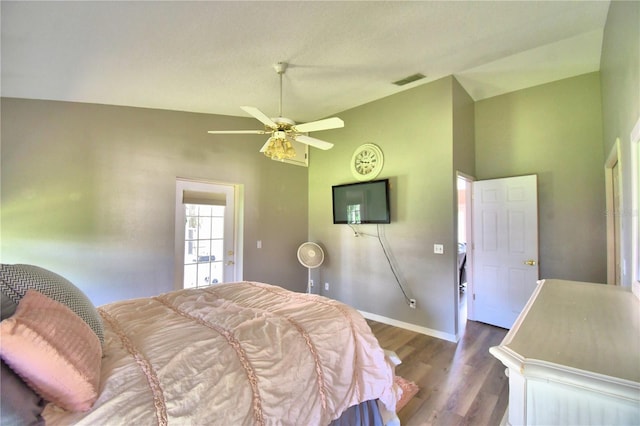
(43, 282, 399, 425)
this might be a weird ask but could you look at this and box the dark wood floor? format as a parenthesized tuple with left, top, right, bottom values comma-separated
(368, 319, 509, 426)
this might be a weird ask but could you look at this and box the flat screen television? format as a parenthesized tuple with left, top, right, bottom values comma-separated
(332, 179, 390, 224)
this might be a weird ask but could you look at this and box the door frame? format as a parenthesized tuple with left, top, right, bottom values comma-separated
(456, 171, 474, 333)
(631, 117, 640, 296)
(174, 178, 243, 289)
(604, 139, 622, 285)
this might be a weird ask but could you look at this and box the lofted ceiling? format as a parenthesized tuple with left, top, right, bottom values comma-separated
(1, 1, 611, 123)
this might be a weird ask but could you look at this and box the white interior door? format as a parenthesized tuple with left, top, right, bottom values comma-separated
(471, 175, 539, 329)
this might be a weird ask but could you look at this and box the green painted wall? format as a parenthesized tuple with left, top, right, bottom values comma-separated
(600, 0, 640, 287)
(1, 98, 309, 305)
(475, 72, 606, 283)
(309, 77, 461, 337)
(452, 77, 476, 179)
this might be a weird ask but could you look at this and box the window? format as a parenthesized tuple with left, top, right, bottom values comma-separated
(183, 204, 224, 288)
(347, 204, 361, 224)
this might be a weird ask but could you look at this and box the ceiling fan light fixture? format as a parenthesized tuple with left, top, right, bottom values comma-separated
(263, 134, 296, 160)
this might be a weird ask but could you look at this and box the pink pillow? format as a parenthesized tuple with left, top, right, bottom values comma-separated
(0, 289, 102, 412)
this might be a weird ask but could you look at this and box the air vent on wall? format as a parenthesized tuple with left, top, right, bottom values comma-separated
(392, 73, 426, 86)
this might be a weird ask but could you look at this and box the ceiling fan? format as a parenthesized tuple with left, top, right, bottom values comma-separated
(208, 62, 344, 160)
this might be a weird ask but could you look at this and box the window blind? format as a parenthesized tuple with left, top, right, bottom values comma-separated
(182, 190, 226, 206)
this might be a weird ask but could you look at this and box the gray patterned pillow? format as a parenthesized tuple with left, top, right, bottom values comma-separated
(1, 290, 17, 320)
(0, 264, 104, 345)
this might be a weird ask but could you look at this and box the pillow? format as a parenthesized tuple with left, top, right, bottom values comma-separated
(0, 290, 102, 412)
(1, 360, 45, 426)
(0, 264, 104, 345)
(1, 290, 17, 320)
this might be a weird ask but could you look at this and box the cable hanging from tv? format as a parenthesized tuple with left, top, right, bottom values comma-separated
(348, 223, 413, 306)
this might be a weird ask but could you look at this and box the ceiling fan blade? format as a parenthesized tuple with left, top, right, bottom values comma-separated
(207, 130, 267, 134)
(292, 117, 344, 133)
(294, 134, 334, 150)
(241, 106, 278, 128)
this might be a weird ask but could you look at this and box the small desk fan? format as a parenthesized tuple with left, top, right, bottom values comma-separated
(297, 242, 325, 293)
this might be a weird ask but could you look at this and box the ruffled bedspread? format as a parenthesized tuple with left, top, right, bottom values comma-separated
(43, 282, 399, 425)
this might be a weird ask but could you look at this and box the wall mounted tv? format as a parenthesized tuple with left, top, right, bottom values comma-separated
(332, 179, 391, 224)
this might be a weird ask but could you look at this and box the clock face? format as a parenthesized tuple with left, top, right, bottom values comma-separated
(351, 143, 384, 181)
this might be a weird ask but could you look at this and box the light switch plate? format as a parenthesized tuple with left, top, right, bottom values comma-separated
(434, 244, 444, 254)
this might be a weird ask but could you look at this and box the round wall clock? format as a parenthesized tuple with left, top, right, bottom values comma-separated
(351, 143, 384, 181)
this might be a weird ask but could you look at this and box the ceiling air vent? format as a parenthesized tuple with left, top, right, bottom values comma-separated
(392, 73, 426, 86)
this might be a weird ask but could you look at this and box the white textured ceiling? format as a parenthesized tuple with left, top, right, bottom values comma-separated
(1, 1, 611, 123)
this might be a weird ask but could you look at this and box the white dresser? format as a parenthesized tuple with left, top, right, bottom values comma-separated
(490, 279, 640, 425)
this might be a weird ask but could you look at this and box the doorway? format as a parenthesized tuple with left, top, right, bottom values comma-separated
(456, 174, 473, 334)
(605, 139, 622, 285)
(174, 179, 240, 290)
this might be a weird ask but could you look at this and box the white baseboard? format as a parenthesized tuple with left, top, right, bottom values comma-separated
(359, 310, 457, 343)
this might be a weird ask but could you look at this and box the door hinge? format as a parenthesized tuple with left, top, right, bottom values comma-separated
(473, 293, 476, 301)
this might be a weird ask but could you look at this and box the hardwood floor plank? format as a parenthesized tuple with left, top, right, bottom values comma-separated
(487, 381, 510, 426)
(482, 361, 509, 396)
(425, 408, 465, 426)
(459, 391, 499, 426)
(369, 319, 509, 426)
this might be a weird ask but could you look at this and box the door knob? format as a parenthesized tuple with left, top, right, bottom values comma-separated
(523, 260, 537, 266)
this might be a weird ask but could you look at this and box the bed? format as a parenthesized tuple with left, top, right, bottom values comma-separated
(0, 264, 401, 425)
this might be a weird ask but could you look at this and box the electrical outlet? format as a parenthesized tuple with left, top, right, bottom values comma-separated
(433, 244, 444, 254)
(409, 299, 417, 309)
(324, 282, 329, 291)
(309, 279, 314, 287)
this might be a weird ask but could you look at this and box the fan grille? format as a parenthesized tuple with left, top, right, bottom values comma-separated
(297, 242, 324, 268)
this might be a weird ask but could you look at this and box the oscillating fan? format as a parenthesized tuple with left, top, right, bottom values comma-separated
(297, 242, 325, 294)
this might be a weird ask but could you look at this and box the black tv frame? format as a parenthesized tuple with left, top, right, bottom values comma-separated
(332, 178, 391, 224)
